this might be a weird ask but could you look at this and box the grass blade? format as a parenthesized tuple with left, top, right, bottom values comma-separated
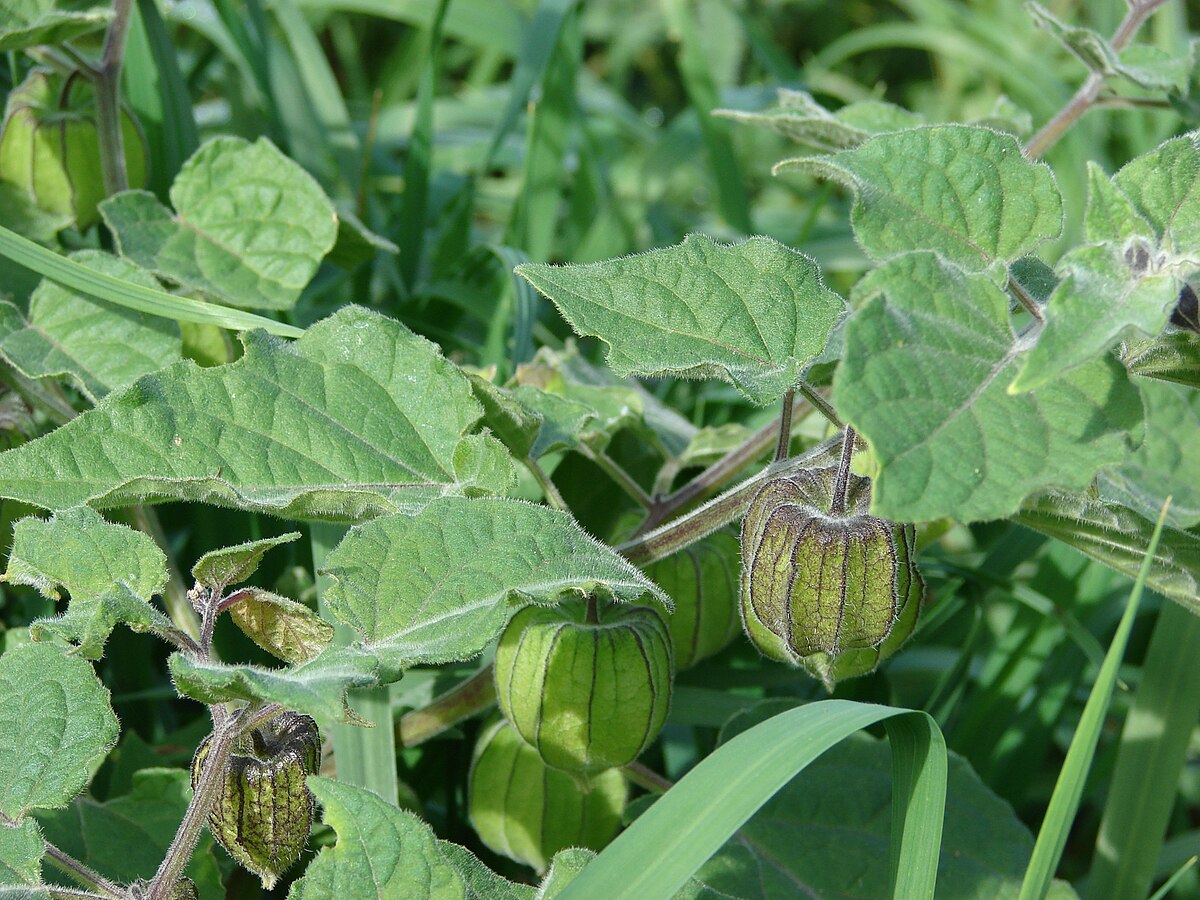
(1087, 598, 1200, 899)
(0, 224, 303, 337)
(1018, 500, 1173, 900)
(560, 700, 946, 900)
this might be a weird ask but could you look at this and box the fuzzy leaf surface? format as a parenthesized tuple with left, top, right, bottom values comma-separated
(0, 0, 110, 52)
(1104, 381, 1200, 528)
(99, 137, 338, 310)
(1012, 242, 1182, 392)
(0, 818, 42, 887)
(2, 507, 172, 658)
(778, 125, 1062, 270)
(168, 646, 377, 724)
(1123, 331, 1200, 388)
(191, 533, 301, 592)
(517, 235, 846, 405)
(0, 251, 181, 402)
(1112, 132, 1200, 254)
(36, 769, 223, 899)
(289, 777, 466, 899)
(834, 253, 1142, 522)
(227, 588, 334, 665)
(321, 497, 667, 679)
(715, 88, 922, 151)
(0, 642, 118, 819)
(1014, 491, 1200, 614)
(0, 306, 515, 520)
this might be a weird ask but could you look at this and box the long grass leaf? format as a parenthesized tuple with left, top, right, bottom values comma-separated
(1018, 500, 1173, 900)
(1087, 599, 1200, 899)
(560, 700, 946, 899)
(0, 225, 303, 337)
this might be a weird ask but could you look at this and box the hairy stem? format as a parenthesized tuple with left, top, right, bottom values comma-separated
(795, 380, 842, 430)
(621, 761, 675, 794)
(1007, 275, 1045, 323)
(396, 667, 497, 747)
(133, 506, 202, 640)
(829, 426, 857, 516)
(524, 457, 569, 511)
(0, 811, 122, 898)
(94, 0, 135, 195)
(636, 389, 817, 536)
(1024, 0, 1172, 159)
(774, 388, 795, 462)
(619, 433, 845, 566)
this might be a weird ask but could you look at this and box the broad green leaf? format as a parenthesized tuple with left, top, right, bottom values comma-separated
(191, 532, 301, 592)
(514, 354, 643, 453)
(834, 253, 1142, 522)
(1123, 331, 1200, 388)
(99, 137, 338, 311)
(227, 587, 334, 665)
(2, 507, 174, 658)
(1104, 381, 1200, 528)
(321, 497, 667, 679)
(0, 642, 118, 819)
(0, 0, 110, 52)
(0, 818, 43, 887)
(467, 373, 542, 461)
(517, 235, 846, 405)
(693, 712, 1063, 899)
(0, 306, 516, 519)
(715, 88, 922, 151)
(1112, 133, 1200, 255)
(1083, 163, 1155, 244)
(35, 769, 223, 899)
(0, 251, 181, 402)
(438, 841, 534, 900)
(168, 645, 377, 724)
(1014, 492, 1200, 614)
(777, 125, 1063, 271)
(289, 777, 467, 899)
(1012, 242, 1182, 392)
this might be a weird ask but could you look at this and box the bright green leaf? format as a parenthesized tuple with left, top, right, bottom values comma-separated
(1123, 331, 1200, 388)
(99, 137, 338, 311)
(0, 0, 110, 52)
(321, 497, 666, 679)
(1012, 243, 1181, 392)
(35, 769, 224, 899)
(0, 306, 516, 520)
(778, 125, 1063, 271)
(289, 777, 467, 899)
(0, 251, 181, 402)
(1112, 133, 1200, 255)
(438, 841, 534, 900)
(0, 642, 118, 819)
(517, 235, 846, 405)
(1083, 163, 1155, 244)
(227, 587, 334, 665)
(715, 88, 923, 151)
(467, 373, 542, 461)
(1014, 491, 1200, 614)
(0, 818, 43, 887)
(834, 253, 1142, 522)
(191, 533, 301, 592)
(2, 507, 174, 658)
(1105, 381, 1200, 528)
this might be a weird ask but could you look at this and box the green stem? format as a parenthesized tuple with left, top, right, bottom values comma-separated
(829, 426, 857, 516)
(133, 506, 202, 640)
(396, 666, 497, 747)
(774, 388, 795, 462)
(524, 457, 569, 511)
(795, 380, 842, 429)
(28, 828, 123, 899)
(1024, 0, 1171, 159)
(619, 433, 845, 566)
(637, 389, 816, 536)
(94, 0, 135, 196)
(580, 445, 653, 509)
(621, 761, 674, 795)
(1007, 275, 1044, 323)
